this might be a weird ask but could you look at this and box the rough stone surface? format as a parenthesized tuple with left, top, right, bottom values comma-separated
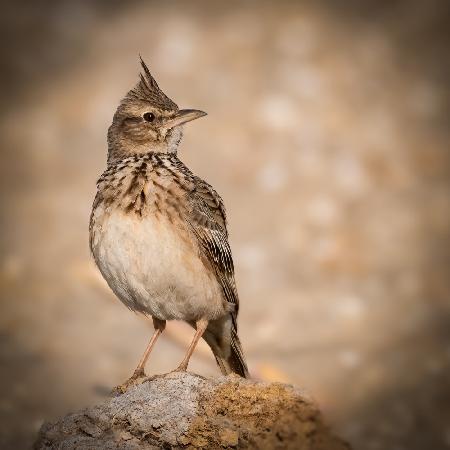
(34, 372, 350, 449)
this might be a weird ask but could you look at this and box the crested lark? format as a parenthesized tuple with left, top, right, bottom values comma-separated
(89, 58, 248, 389)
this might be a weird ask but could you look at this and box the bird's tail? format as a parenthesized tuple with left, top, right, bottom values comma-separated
(203, 318, 249, 378)
(225, 328, 249, 378)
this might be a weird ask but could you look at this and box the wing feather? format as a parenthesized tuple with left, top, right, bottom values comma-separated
(185, 179, 240, 322)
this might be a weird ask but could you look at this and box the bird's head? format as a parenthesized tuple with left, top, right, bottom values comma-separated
(107, 57, 206, 162)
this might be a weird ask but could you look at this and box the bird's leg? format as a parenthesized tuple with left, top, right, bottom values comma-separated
(173, 318, 209, 372)
(131, 317, 166, 378)
(113, 317, 165, 394)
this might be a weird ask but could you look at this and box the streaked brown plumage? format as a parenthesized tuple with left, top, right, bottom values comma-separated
(89, 58, 248, 389)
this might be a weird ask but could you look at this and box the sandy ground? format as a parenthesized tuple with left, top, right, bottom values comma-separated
(0, 1, 449, 449)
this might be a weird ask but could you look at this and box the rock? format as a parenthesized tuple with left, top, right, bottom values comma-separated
(34, 372, 350, 449)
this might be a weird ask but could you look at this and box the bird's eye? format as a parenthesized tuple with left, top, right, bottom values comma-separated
(143, 112, 155, 122)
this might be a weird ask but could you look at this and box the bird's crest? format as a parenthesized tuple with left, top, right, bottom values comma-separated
(128, 57, 178, 111)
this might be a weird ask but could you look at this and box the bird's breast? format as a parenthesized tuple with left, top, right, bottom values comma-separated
(90, 199, 225, 322)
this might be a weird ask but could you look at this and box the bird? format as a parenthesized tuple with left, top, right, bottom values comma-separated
(89, 57, 249, 391)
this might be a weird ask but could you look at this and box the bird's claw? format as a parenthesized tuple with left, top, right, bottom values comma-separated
(111, 368, 147, 395)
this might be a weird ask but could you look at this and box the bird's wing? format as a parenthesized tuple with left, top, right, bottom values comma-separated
(185, 178, 240, 323)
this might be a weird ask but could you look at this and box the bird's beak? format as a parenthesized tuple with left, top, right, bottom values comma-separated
(164, 109, 207, 129)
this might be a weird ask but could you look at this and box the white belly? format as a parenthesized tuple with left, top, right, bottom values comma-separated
(91, 208, 225, 321)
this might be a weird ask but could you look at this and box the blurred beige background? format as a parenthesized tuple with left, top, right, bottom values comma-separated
(1, 1, 449, 449)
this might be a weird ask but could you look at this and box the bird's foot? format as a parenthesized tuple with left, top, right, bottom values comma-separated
(111, 368, 147, 395)
(170, 363, 188, 374)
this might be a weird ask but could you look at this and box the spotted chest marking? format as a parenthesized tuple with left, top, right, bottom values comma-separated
(93, 153, 196, 223)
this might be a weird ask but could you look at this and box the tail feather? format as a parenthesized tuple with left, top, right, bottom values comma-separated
(227, 329, 249, 377)
(202, 318, 249, 378)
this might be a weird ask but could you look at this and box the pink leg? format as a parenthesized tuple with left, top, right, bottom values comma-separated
(173, 318, 209, 372)
(114, 318, 165, 393)
(131, 317, 166, 377)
